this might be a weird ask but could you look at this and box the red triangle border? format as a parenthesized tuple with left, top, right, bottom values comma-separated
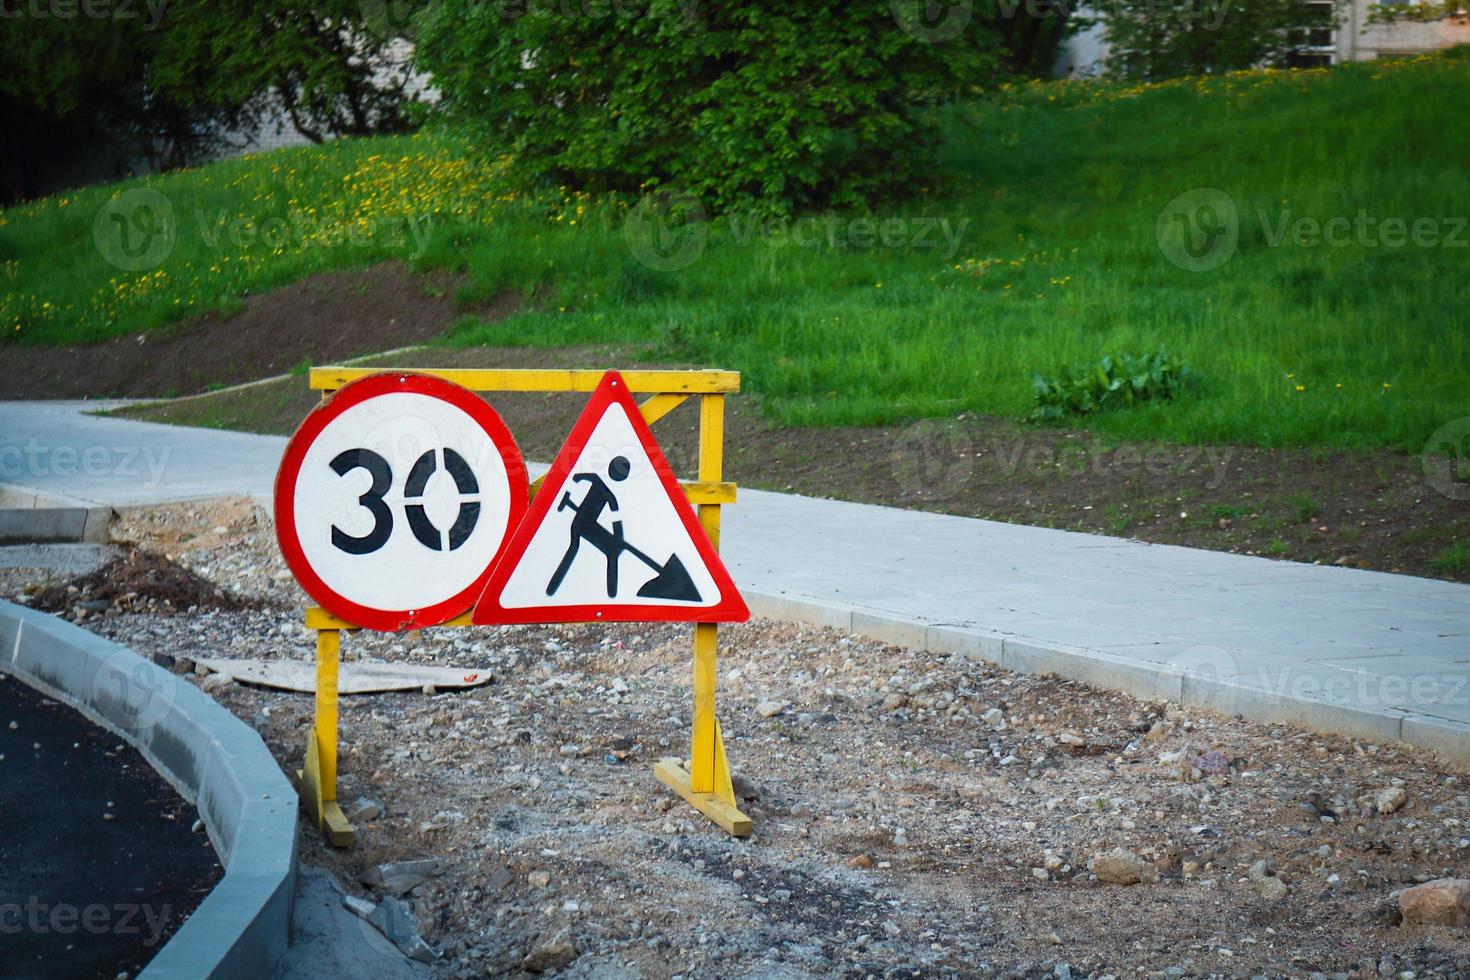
(472, 370, 750, 625)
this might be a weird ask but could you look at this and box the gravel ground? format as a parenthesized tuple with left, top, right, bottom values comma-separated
(5, 498, 1469, 979)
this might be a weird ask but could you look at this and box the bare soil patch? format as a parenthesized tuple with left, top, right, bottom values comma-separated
(28, 546, 265, 618)
(0, 262, 517, 400)
(7, 499, 1467, 978)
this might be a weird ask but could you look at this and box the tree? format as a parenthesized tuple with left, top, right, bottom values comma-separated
(413, 1, 1013, 216)
(0, 2, 422, 203)
(1092, 0, 1346, 81)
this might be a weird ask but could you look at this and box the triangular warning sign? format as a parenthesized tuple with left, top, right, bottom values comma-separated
(472, 371, 750, 625)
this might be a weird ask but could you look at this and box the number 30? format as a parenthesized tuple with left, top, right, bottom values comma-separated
(329, 447, 481, 555)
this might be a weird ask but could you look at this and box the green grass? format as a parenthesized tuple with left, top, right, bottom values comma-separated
(4, 51, 1469, 450)
(1430, 542, 1470, 576)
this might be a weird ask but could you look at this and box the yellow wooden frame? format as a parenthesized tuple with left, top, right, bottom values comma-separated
(296, 367, 751, 845)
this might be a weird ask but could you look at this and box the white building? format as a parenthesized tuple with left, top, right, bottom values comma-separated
(1057, 1, 1470, 77)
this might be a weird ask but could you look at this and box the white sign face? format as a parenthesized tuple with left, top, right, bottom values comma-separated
(496, 403, 720, 611)
(277, 375, 527, 629)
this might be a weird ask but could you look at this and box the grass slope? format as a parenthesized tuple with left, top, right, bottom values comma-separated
(4, 50, 1468, 451)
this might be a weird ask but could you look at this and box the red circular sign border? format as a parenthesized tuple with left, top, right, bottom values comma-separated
(274, 372, 529, 632)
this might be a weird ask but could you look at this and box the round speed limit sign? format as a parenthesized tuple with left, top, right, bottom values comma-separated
(275, 373, 528, 631)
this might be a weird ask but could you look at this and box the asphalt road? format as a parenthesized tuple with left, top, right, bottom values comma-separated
(0, 676, 221, 979)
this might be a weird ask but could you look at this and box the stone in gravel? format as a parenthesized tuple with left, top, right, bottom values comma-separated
(1375, 787, 1409, 815)
(380, 874, 428, 896)
(756, 700, 786, 718)
(201, 672, 233, 693)
(346, 797, 383, 822)
(1248, 860, 1289, 902)
(1192, 749, 1230, 776)
(365, 896, 442, 962)
(982, 708, 1005, 730)
(730, 773, 762, 801)
(1091, 848, 1158, 885)
(1398, 879, 1470, 927)
(522, 928, 578, 973)
(361, 858, 440, 887)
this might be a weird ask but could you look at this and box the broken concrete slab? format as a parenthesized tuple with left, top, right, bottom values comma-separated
(194, 658, 492, 694)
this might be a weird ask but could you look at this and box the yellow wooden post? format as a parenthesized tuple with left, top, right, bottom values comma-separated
(299, 624, 354, 846)
(315, 626, 340, 799)
(689, 393, 724, 794)
(651, 389, 750, 835)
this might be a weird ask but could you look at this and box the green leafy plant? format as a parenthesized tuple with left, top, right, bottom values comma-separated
(1288, 493, 1319, 523)
(413, 1, 1005, 216)
(1031, 351, 1197, 422)
(1430, 542, 1470, 577)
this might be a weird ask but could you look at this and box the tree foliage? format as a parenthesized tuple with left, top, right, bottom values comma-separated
(0, 1, 421, 202)
(414, 1, 1025, 215)
(1093, 0, 1345, 81)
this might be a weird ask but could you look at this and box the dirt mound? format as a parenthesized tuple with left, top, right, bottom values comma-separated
(29, 548, 263, 617)
(0, 262, 519, 399)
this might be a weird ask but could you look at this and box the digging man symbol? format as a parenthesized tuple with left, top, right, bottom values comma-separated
(546, 455, 702, 602)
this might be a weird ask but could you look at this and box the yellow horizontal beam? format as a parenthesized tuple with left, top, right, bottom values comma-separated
(310, 367, 740, 394)
(305, 607, 474, 631)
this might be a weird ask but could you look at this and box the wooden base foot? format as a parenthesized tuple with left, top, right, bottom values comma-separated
(299, 730, 354, 847)
(654, 758, 752, 837)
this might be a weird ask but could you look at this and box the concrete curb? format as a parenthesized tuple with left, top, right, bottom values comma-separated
(0, 600, 297, 979)
(0, 507, 113, 545)
(0, 482, 113, 545)
(746, 590, 1470, 768)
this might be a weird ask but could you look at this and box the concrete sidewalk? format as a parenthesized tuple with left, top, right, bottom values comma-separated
(4, 400, 1467, 762)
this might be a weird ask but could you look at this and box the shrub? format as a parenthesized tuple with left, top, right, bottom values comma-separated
(413, 1, 1006, 216)
(1030, 351, 1197, 421)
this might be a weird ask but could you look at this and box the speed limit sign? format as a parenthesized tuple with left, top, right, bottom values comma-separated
(274, 373, 528, 631)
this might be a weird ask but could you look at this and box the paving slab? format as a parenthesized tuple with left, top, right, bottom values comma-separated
(5, 400, 1467, 764)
